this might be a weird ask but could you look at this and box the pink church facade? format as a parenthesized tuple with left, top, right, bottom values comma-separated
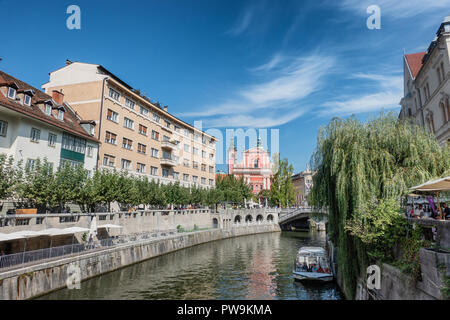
(228, 139, 273, 195)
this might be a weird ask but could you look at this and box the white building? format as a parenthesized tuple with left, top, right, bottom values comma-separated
(399, 16, 450, 147)
(0, 70, 99, 174)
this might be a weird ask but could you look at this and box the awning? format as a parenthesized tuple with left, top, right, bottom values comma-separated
(39, 227, 89, 236)
(410, 176, 450, 193)
(0, 227, 90, 241)
(0, 233, 26, 241)
(97, 224, 123, 229)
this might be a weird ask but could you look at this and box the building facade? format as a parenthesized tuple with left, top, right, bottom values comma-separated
(228, 138, 273, 195)
(291, 166, 314, 207)
(0, 70, 99, 174)
(399, 16, 450, 147)
(42, 61, 217, 188)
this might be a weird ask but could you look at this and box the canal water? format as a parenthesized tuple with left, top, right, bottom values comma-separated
(38, 231, 343, 300)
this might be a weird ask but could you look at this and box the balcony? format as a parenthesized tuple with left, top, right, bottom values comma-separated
(160, 156, 176, 167)
(161, 140, 177, 151)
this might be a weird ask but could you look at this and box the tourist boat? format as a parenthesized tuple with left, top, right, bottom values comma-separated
(293, 247, 333, 282)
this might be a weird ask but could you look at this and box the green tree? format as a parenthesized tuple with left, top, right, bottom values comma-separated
(270, 153, 296, 207)
(309, 112, 450, 298)
(0, 154, 17, 201)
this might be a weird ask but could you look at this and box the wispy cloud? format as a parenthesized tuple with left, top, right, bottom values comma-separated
(319, 73, 403, 116)
(178, 54, 335, 127)
(338, 0, 450, 19)
(226, 6, 256, 36)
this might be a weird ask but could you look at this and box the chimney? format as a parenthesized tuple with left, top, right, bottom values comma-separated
(52, 90, 64, 105)
(164, 105, 168, 112)
(66, 59, 72, 66)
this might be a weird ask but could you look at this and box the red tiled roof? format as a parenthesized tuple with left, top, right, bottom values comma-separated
(0, 70, 99, 143)
(405, 52, 426, 79)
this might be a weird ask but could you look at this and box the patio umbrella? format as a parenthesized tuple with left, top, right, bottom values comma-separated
(410, 176, 450, 219)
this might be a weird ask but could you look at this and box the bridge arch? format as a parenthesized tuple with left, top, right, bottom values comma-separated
(212, 218, 219, 228)
(256, 214, 264, 222)
(245, 215, 252, 222)
(267, 214, 274, 222)
(234, 215, 241, 223)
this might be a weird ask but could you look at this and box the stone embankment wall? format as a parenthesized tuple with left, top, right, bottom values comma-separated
(0, 222, 280, 300)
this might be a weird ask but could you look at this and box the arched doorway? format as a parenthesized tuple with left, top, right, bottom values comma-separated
(245, 215, 253, 223)
(212, 218, 219, 228)
(234, 215, 241, 224)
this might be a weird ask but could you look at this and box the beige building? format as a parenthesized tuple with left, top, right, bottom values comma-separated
(42, 61, 217, 188)
(291, 166, 314, 207)
(399, 16, 450, 147)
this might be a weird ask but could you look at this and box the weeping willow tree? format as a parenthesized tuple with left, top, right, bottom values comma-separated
(309, 112, 450, 299)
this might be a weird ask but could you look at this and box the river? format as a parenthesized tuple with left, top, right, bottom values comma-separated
(38, 231, 343, 300)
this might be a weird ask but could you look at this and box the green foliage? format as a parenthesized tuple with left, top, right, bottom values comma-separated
(215, 174, 252, 205)
(270, 153, 297, 207)
(0, 154, 18, 200)
(309, 112, 450, 299)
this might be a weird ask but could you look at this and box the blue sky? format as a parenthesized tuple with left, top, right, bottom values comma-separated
(1, 0, 449, 173)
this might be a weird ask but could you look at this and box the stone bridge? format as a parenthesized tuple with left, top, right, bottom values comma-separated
(278, 207, 328, 230)
(215, 208, 280, 229)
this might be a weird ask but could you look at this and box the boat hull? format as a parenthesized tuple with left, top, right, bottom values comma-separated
(293, 271, 333, 282)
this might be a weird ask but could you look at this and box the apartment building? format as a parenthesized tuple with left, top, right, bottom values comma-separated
(0, 70, 99, 173)
(42, 61, 217, 188)
(399, 16, 450, 147)
(291, 166, 314, 207)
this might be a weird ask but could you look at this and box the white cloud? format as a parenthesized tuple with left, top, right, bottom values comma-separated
(226, 6, 255, 36)
(178, 54, 335, 127)
(319, 73, 403, 116)
(339, 0, 450, 19)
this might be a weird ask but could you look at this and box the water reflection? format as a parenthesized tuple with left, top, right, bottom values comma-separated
(39, 231, 342, 300)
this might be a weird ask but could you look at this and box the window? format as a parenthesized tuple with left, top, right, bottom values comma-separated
(194, 134, 199, 141)
(162, 168, 169, 177)
(137, 163, 146, 173)
(209, 166, 214, 173)
(121, 159, 131, 170)
(137, 143, 147, 154)
(162, 151, 172, 160)
(193, 176, 198, 183)
(193, 161, 199, 169)
(0, 120, 7, 137)
(62, 133, 86, 153)
(140, 106, 149, 117)
(107, 109, 119, 122)
(87, 145, 94, 157)
(24, 94, 32, 106)
(201, 164, 206, 172)
(58, 109, 64, 121)
(30, 128, 40, 142)
(202, 150, 206, 158)
(109, 88, 120, 101)
(254, 159, 259, 168)
(122, 138, 133, 150)
(138, 124, 147, 136)
(193, 147, 198, 155)
(441, 62, 445, 81)
(184, 144, 190, 152)
(48, 133, 57, 147)
(437, 67, 443, 84)
(183, 158, 190, 167)
(150, 166, 158, 175)
(124, 117, 134, 130)
(125, 98, 135, 109)
(184, 129, 190, 137)
(44, 104, 52, 116)
(103, 154, 115, 167)
(151, 130, 159, 140)
(105, 131, 117, 144)
(26, 159, 37, 171)
(201, 177, 206, 185)
(209, 179, 214, 186)
(153, 113, 160, 123)
(202, 136, 207, 144)
(7, 87, 16, 99)
(163, 135, 170, 142)
(210, 153, 214, 159)
(173, 172, 179, 180)
(151, 148, 159, 158)
(174, 126, 180, 133)
(164, 120, 170, 129)
(183, 174, 189, 182)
